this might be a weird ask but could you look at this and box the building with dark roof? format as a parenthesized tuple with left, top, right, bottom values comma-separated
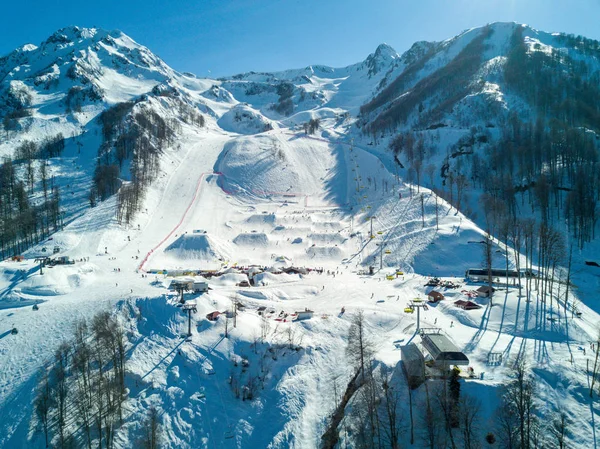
(420, 333, 469, 367)
(476, 285, 494, 298)
(400, 343, 425, 388)
(427, 291, 445, 303)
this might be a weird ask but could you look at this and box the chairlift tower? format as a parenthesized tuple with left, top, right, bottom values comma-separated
(409, 298, 428, 332)
(376, 242, 388, 270)
(182, 302, 197, 337)
(34, 257, 50, 275)
(369, 216, 377, 239)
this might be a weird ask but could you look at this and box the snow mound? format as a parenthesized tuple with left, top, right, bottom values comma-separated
(306, 246, 343, 259)
(217, 104, 274, 134)
(245, 213, 277, 226)
(253, 271, 298, 286)
(215, 133, 339, 199)
(19, 264, 96, 296)
(210, 273, 248, 286)
(308, 233, 345, 245)
(237, 290, 268, 300)
(233, 233, 269, 247)
(164, 234, 225, 260)
(150, 234, 233, 271)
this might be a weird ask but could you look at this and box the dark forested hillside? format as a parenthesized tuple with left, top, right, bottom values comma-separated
(360, 23, 600, 252)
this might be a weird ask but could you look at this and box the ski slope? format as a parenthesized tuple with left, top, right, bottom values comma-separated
(1, 119, 598, 448)
(0, 24, 599, 449)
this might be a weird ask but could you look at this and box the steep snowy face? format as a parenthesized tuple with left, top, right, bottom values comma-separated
(363, 43, 400, 76)
(0, 26, 174, 93)
(360, 21, 600, 133)
(0, 25, 183, 131)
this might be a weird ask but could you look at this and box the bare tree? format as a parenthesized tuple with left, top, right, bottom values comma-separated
(141, 406, 162, 449)
(34, 370, 53, 448)
(547, 408, 569, 449)
(455, 173, 468, 212)
(590, 329, 600, 397)
(379, 371, 402, 449)
(501, 359, 537, 449)
(496, 401, 519, 449)
(52, 342, 70, 448)
(346, 309, 374, 379)
(420, 387, 445, 449)
(510, 220, 524, 299)
(482, 231, 494, 306)
(260, 315, 270, 342)
(459, 395, 481, 449)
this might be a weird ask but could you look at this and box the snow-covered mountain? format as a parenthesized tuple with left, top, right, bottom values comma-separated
(0, 23, 599, 449)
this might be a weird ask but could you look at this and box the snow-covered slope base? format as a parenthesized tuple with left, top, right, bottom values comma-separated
(0, 122, 597, 449)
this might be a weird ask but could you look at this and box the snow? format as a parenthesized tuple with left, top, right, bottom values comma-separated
(0, 24, 599, 449)
(217, 104, 275, 135)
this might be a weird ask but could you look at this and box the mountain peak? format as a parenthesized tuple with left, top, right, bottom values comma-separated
(363, 43, 399, 76)
(374, 43, 398, 59)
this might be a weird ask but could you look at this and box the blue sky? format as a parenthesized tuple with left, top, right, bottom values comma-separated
(1, 0, 599, 77)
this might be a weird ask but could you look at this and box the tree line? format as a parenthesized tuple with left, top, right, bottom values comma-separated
(320, 310, 579, 449)
(0, 135, 64, 259)
(90, 96, 205, 225)
(363, 26, 492, 140)
(33, 311, 129, 449)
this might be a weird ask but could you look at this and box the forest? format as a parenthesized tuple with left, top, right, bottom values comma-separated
(320, 310, 580, 449)
(0, 135, 64, 259)
(90, 95, 205, 225)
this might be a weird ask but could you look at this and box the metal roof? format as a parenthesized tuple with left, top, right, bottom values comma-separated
(421, 333, 470, 365)
(401, 343, 424, 362)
